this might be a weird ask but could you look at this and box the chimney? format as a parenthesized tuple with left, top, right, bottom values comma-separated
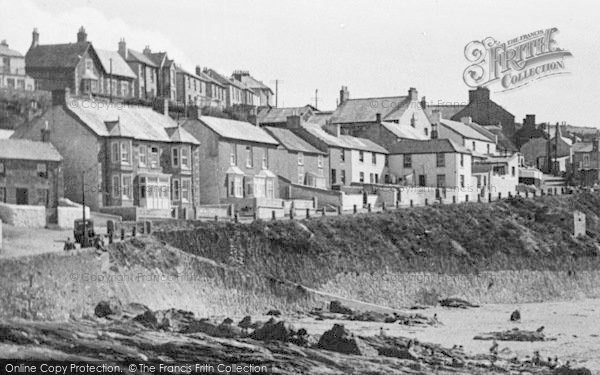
(430, 109, 442, 125)
(77, 26, 87, 43)
(468, 86, 490, 104)
(524, 114, 536, 129)
(323, 123, 341, 138)
(286, 115, 301, 129)
(41, 121, 51, 142)
(118, 38, 127, 59)
(339, 86, 350, 106)
(31, 28, 39, 48)
(0, 40, 7, 47)
(408, 87, 418, 101)
(143, 45, 151, 55)
(420, 96, 427, 109)
(461, 116, 472, 125)
(195, 65, 202, 76)
(375, 113, 381, 123)
(51, 88, 70, 106)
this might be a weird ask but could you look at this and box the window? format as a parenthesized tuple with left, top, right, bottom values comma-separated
(404, 154, 412, 168)
(121, 81, 129, 97)
(0, 161, 4, 176)
(359, 151, 364, 162)
(298, 167, 304, 184)
(418, 175, 426, 186)
(424, 128, 429, 136)
(493, 165, 506, 175)
(340, 150, 345, 162)
(181, 147, 190, 169)
(410, 114, 416, 128)
(371, 153, 377, 165)
(436, 153, 445, 168)
(266, 178, 274, 198)
(262, 149, 268, 169)
(297, 152, 304, 165)
(317, 155, 323, 168)
(460, 154, 464, 167)
(37, 163, 47, 178)
(230, 144, 237, 165)
(0, 187, 5, 203)
(472, 141, 476, 151)
(331, 169, 337, 184)
(181, 178, 191, 201)
(172, 147, 179, 167)
(460, 174, 465, 188)
(111, 142, 119, 163)
(476, 176, 481, 188)
(122, 175, 132, 199)
(369, 173, 374, 183)
(340, 170, 346, 184)
(228, 175, 243, 197)
(245, 146, 253, 168)
(172, 179, 180, 200)
(375, 174, 379, 184)
(511, 166, 516, 176)
(121, 142, 131, 164)
(385, 156, 389, 167)
(85, 58, 93, 71)
(486, 144, 490, 154)
(149, 147, 159, 168)
(112, 175, 120, 198)
(436, 174, 446, 187)
(584, 154, 590, 163)
(37, 188, 49, 206)
(138, 145, 147, 166)
(359, 172, 365, 183)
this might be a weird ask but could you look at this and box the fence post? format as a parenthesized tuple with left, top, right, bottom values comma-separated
(234, 211, 239, 223)
(120, 228, 125, 241)
(367, 203, 372, 212)
(272, 210, 276, 221)
(289, 208, 294, 220)
(508, 192, 512, 198)
(132, 226, 136, 237)
(253, 211, 258, 221)
(322, 208, 326, 217)
(477, 194, 481, 203)
(306, 208, 310, 218)
(0, 219, 3, 250)
(465, 195, 469, 202)
(353, 204, 358, 214)
(498, 192, 502, 200)
(533, 191, 537, 197)
(146, 221, 152, 235)
(107, 220, 114, 244)
(382, 202, 387, 211)
(214, 215, 219, 222)
(488, 193, 492, 202)
(424, 198, 428, 206)
(312, 196, 318, 209)
(410, 199, 413, 207)
(337, 206, 342, 215)
(452, 195, 456, 204)
(525, 191, 529, 198)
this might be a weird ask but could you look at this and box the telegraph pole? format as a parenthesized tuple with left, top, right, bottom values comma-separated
(82, 171, 87, 248)
(109, 58, 113, 103)
(270, 79, 283, 107)
(312, 89, 319, 109)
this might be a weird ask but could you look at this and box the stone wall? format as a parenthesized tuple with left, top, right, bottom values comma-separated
(0, 203, 46, 227)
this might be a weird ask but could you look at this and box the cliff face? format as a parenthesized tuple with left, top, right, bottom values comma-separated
(2, 193, 600, 321)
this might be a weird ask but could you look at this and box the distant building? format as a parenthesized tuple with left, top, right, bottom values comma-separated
(142, 47, 177, 102)
(572, 140, 600, 185)
(0, 138, 63, 207)
(11, 90, 200, 219)
(25, 27, 135, 99)
(472, 154, 520, 199)
(264, 118, 329, 192)
(204, 69, 257, 108)
(294, 122, 388, 187)
(117, 39, 159, 100)
(450, 86, 516, 138)
(232, 71, 273, 107)
(433, 113, 497, 156)
(330, 86, 432, 142)
(175, 65, 204, 107)
(0, 39, 35, 90)
(514, 114, 546, 149)
(387, 139, 472, 189)
(194, 67, 226, 110)
(182, 115, 280, 205)
(257, 105, 317, 127)
(520, 124, 572, 173)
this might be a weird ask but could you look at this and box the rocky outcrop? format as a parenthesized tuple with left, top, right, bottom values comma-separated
(317, 324, 378, 356)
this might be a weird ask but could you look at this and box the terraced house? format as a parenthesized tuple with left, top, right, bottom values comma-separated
(182, 114, 280, 205)
(0, 39, 35, 90)
(117, 39, 158, 100)
(25, 27, 135, 99)
(11, 90, 200, 220)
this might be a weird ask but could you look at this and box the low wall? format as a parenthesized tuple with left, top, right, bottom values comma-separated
(196, 204, 233, 220)
(0, 203, 46, 228)
(288, 183, 343, 208)
(57, 206, 91, 229)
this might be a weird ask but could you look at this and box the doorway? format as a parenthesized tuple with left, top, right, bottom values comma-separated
(16, 188, 28, 205)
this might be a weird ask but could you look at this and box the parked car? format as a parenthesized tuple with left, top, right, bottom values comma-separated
(73, 219, 95, 245)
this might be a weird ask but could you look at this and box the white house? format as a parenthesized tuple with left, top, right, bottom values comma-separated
(430, 111, 497, 156)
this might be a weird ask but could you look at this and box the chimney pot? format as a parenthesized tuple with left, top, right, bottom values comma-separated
(31, 28, 39, 48)
(118, 38, 127, 59)
(408, 87, 418, 101)
(77, 26, 87, 43)
(375, 113, 381, 123)
(339, 86, 350, 106)
(461, 116, 472, 125)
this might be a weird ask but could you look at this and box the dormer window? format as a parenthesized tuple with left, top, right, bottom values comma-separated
(410, 114, 416, 128)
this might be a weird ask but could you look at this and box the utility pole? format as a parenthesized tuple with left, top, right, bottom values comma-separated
(270, 79, 283, 107)
(82, 171, 87, 248)
(312, 89, 319, 109)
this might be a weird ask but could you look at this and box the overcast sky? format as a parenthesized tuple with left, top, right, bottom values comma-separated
(0, 0, 597, 126)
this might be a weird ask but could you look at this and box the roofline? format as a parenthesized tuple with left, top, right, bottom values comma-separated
(439, 121, 494, 143)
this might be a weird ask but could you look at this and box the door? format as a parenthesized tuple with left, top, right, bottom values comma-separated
(418, 175, 426, 187)
(16, 188, 28, 205)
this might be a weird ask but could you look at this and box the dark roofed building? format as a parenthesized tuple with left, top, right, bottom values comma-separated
(117, 39, 159, 100)
(257, 105, 317, 126)
(232, 71, 273, 107)
(0, 39, 35, 90)
(25, 27, 135, 100)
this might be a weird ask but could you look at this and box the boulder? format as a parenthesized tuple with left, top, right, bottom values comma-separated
(250, 318, 293, 342)
(94, 299, 122, 318)
(510, 309, 521, 322)
(132, 308, 196, 332)
(439, 297, 479, 309)
(317, 324, 377, 356)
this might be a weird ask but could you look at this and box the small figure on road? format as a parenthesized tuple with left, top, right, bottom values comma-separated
(64, 237, 75, 251)
(510, 309, 521, 322)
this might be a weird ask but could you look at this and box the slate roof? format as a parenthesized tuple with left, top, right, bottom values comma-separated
(257, 105, 316, 124)
(440, 119, 494, 142)
(302, 122, 388, 154)
(573, 142, 593, 153)
(387, 138, 470, 155)
(472, 163, 494, 173)
(484, 126, 518, 152)
(25, 42, 90, 69)
(380, 121, 427, 140)
(165, 126, 199, 145)
(145, 52, 167, 67)
(239, 75, 273, 93)
(196, 116, 279, 145)
(0, 139, 62, 161)
(423, 104, 465, 123)
(263, 126, 326, 155)
(66, 98, 196, 143)
(125, 49, 157, 67)
(0, 43, 23, 58)
(309, 111, 333, 126)
(330, 96, 410, 123)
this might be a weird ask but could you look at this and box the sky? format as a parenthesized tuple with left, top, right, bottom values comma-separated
(0, 0, 598, 127)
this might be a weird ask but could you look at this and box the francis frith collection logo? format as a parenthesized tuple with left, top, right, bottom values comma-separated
(463, 28, 573, 91)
